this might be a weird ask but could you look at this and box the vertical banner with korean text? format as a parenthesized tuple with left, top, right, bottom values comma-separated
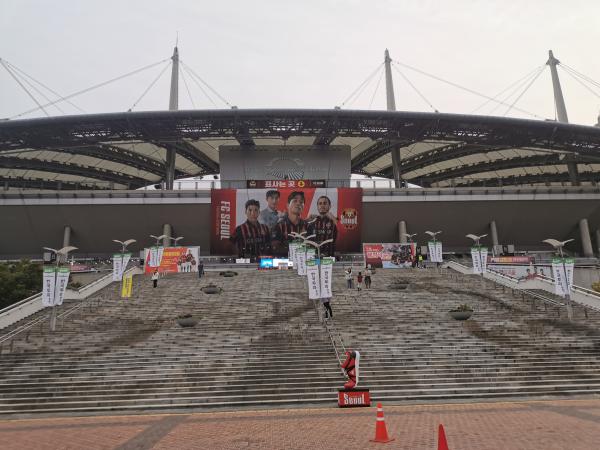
(320, 257, 334, 298)
(297, 245, 307, 276)
(306, 259, 321, 299)
(471, 247, 488, 274)
(428, 241, 443, 263)
(113, 254, 123, 281)
(42, 267, 56, 307)
(54, 268, 70, 306)
(121, 273, 133, 298)
(552, 257, 574, 297)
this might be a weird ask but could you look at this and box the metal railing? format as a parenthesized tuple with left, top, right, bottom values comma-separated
(0, 266, 137, 353)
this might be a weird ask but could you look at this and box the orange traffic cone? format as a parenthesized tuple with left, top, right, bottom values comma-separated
(370, 403, 394, 443)
(438, 424, 449, 450)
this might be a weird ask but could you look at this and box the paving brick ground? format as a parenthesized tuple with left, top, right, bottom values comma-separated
(1, 398, 600, 449)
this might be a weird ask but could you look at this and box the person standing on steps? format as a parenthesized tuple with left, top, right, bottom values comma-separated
(198, 259, 204, 279)
(364, 265, 372, 289)
(357, 272, 363, 291)
(151, 269, 159, 288)
(344, 267, 353, 289)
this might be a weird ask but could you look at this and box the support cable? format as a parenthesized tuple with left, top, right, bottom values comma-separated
(339, 63, 384, 107)
(561, 64, 600, 90)
(179, 64, 196, 108)
(1, 59, 49, 117)
(4, 62, 65, 115)
(368, 67, 384, 109)
(503, 65, 546, 116)
(392, 60, 546, 119)
(392, 65, 438, 112)
(472, 65, 544, 114)
(180, 64, 217, 107)
(488, 67, 545, 115)
(4, 59, 85, 114)
(180, 60, 232, 107)
(9, 58, 170, 119)
(559, 66, 600, 100)
(128, 60, 172, 111)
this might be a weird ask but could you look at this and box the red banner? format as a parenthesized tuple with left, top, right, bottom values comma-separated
(247, 180, 326, 188)
(363, 243, 415, 269)
(144, 247, 200, 274)
(211, 188, 362, 255)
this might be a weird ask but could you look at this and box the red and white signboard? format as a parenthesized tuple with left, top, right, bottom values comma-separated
(338, 389, 371, 407)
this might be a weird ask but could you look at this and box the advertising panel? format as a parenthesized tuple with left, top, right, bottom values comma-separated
(143, 247, 200, 274)
(363, 243, 416, 269)
(211, 187, 362, 256)
(427, 241, 443, 263)
(471, 247, 489, 274)
(552, 257, 574, 297)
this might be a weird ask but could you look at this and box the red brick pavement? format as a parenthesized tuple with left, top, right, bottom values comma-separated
(1, 399, 600, 449)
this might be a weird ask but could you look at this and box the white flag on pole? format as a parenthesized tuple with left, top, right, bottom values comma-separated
(428, 241, 443, 263)
(54, 267, 70, 306)
(42, 266, 56, 307)
(320, 257, 334, 298)
(471, 247, 488, 274)
(306, 259, 321, 299)
(552, 257, 574, 297)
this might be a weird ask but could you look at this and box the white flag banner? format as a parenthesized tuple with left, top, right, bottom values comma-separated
(148, 246, 164, 267)
(289, 242, 300, 268)
(428, 241, 443, 263)
(42, 266, 56, 307)
(54, 267, 70, 306)
(552, 257, 575, 297)
(297, 245, 307, 276)
(320, 257, 334, 298)
(471, 247, 488, 274)
(121, 252, 131, 276)
(306, 259, 321, 299)
(113, 254, 123, 281)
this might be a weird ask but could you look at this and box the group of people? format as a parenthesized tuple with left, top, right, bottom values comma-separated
(344, 265, 373, 291)
(232, 190, 338, 259)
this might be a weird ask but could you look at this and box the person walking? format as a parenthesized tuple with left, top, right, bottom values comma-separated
(364, 265, 372, 289)
(151, 269, 159, 288)
(357, 272, 363, 291)
(344, 267, 353, 289)
(198, 260, 204, 279)
(322, 297, 333, 320)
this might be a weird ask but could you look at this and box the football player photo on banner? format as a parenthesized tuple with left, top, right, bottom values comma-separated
(211, 187, 362, 257)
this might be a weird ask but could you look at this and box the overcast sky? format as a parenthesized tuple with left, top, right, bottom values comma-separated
(2, 0, 600, 125)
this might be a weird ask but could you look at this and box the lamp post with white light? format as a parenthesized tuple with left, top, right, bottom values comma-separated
(543, 238, 574, 320)
(42, 245, 78, 331)
(169, 236, 184, 246)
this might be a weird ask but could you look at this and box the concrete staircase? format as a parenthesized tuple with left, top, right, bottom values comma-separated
(332, 269, 600, 402)
(0, 271, 341, 414)
(2, 268, 600, 414)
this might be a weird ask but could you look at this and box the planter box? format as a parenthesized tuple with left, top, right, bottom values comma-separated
(449, 310, 473, 320)
(177, 317, 198, 327)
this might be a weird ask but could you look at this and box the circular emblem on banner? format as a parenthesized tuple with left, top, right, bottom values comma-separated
(340, 208, 358, 230)
(298, 180, 305, 187)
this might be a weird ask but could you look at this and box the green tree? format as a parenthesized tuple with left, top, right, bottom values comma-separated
(0, 260, 43, 309)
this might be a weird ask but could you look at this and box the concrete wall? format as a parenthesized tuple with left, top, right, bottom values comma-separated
(1, 188, 599, 258)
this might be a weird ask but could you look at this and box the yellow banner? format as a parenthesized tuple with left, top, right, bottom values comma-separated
(121, 274, 133, 298)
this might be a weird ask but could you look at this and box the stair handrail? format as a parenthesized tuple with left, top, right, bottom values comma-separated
(0, 266, 138, 347)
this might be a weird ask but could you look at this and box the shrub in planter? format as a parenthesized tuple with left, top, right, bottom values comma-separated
(449, 304, 473, 320)
(177, 314, 198, 327)
(219, 271, 238, 277)
(201, 284, 222, 294)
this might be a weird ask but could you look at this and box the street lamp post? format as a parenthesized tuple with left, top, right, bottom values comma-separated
(150, 234, 167, 246)
(543, 238, 574, 320)
(169, 236, 184, 246)
(42, 245, 78, 331)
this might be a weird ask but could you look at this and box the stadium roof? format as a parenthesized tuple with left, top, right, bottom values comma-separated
(0, 108, 599, 190)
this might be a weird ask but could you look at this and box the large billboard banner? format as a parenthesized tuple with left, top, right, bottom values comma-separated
(211, 188, 362, 256)
(363, 243, 416, 269)
(144, 247, 200, 274)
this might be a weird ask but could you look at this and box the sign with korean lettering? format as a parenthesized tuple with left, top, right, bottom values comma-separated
(320, 257, 334, 298)
(552, 257, 574, 297)
(428, 241, 443, 263)
(306, 259, 321, 299)
(471, 247, 488, 274)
